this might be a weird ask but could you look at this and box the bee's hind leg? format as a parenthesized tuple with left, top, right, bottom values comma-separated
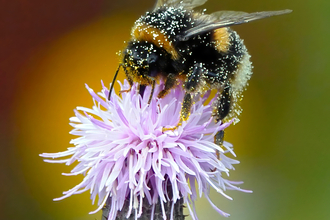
(214, 86, 232, 158)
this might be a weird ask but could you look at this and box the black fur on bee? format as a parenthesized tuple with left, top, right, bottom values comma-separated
(108, 0, 291, 147)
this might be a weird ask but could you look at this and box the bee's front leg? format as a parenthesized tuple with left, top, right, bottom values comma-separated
(120, 67, 134, 94)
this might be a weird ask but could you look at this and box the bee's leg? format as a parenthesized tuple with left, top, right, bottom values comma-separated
(163, 64, 203, 132)
(214, 130, 225, 146)
(162, 92, 192, 132)
(177, 63, 204, 123)
(179, 63, 204, 121)
(138, 85, 146, 97)
(147, 80, 156, 104)
(214, 86, 232, 158)
(214, 86, 231, 124)
(185, 63, 204, 93)
(214, 130, 225, 159)
(180, 92, 193, 122)
(120, 67, 133, 94)
(157, 73, 177, 99)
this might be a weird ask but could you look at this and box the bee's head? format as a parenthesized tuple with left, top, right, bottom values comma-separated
(123, 41, 166, 86)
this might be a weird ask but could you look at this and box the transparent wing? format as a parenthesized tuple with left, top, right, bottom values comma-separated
(154, 0, 208, 10)
(181, 9, 292, 40)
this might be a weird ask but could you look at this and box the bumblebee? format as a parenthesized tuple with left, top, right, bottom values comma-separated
(109, 0, 291, 145)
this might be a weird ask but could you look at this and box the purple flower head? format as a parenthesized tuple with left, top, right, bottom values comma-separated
(40, 80, 251, 220)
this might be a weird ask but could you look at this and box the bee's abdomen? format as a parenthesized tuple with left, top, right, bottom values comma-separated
(176, 29, 245, 84)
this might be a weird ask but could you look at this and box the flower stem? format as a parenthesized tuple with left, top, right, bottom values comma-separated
(102, 197, 185, 220)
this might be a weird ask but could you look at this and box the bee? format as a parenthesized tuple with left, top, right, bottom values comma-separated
(108, 0, 291, 146)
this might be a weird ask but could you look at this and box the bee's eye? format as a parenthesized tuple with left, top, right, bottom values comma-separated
(148, 57, 156, 63)
(147, 52, 158, 64)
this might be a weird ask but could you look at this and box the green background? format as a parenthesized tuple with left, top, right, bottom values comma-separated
(1, 0, 329, 219)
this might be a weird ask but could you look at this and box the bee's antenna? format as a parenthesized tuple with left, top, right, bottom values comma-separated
(108, 64, 122, 100)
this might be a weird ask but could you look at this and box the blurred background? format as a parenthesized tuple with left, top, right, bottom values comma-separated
(1, 0, 329, 219)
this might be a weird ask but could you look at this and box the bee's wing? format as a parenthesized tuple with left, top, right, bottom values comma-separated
(154, 0, 208, 10)
(179, 9, 292, 40)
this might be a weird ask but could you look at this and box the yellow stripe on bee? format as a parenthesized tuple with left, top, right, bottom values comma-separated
(132, 24, 179, 59)
(213, 28, 230, 53)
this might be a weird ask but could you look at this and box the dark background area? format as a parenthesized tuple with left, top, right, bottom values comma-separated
(1, 0, 329, 219)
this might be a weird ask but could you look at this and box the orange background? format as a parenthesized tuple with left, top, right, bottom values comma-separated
(1, 0, 329, 219)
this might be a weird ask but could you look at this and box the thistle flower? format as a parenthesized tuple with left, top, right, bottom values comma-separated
(40, 80, 250, 220)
